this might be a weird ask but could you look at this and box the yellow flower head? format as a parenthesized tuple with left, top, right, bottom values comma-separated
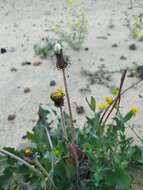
(105, 97, 113, 105)
(97, 102, 109, 110)
(130, 106, 139, 116)
(51, 87, 65, 107)
(52, 87, 63, 98)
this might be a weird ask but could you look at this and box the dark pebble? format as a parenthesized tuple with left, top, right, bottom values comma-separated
(97, 36, 108, 40)
(112, 44, 118, 47)
(8, 114, 16, 121)
(0, 48, 7, 54)
(10, 68, 17, 72)
(24, 87, 31, 93)
(120, 55, 127, 60)
(50, 80, 56, 86)
(99, 58, 104, 62)
(22, 61, 31, 66)
(84, 47, 89, 51)
(129, 43, 137, 50)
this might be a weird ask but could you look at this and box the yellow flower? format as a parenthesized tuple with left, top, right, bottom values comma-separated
(52, 87, 63, 98)
(51, 87, 65, 107)
(97, 102, 108, 110)
(130, 106, 138, 116)
(105, 97, 113, 105)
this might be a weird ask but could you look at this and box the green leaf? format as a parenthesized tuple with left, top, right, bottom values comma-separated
(124, 111, 133, 123)
(106, 167, 132, 190)
(130, 146, 143, 164)
(43, 151, 57, 162)
(86, 96, 96, 112)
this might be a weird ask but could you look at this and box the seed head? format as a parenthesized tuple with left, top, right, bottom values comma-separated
(54, 43, 68, 69)
(54, 42, 62, 54)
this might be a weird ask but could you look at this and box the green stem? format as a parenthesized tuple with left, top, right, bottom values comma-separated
(33, 158, 55, 189)
(60, 106, 68, 140)
(44, 126, 54, 150)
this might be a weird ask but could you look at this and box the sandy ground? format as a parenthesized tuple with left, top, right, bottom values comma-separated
(0, 0, 143, 150)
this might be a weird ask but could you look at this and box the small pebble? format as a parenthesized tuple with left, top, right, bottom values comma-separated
(108, 24, 114, 29)
(0, 48, 7, 54)
(99, 58, 104, 62)
(8, 114, 16, 121)
(33, 61, 42, 66)
(129, 43, 137, 50)
(50, 80, 56, 86)
(84, 47, 89, 51)
(107, 33, 111, 36)
(10, 68, 17, 72)
(97, 36, 108, 40)
(112, 44, 118, 47)
(21, 61, 31, 66)
(24, 87, 31, 93)
(120, 55, 127, 60)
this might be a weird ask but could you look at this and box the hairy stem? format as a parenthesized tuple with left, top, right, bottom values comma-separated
(60, 107, 68, 140)
(62, 68, 75, 143)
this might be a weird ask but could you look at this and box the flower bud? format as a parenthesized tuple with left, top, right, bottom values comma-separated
(130, 106, 138, 116)
(51, 88, 65, 107)
(24, 147, 34, 158)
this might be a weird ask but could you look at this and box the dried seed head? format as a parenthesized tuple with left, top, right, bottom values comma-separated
(54, 43, 68, 69)
(51, 87, 65, 107)
(54, 42, 62, 54)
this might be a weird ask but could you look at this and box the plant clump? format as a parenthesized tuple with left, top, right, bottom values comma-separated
(0, 44, 143, 190)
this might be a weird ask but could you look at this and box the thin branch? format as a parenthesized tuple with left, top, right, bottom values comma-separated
(127, 124, 143, 143)
(102, 70, 127, 125)
(100, 77, 143, 124)
(0, 148, 43, 178)
(121, 78, 142, 96)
